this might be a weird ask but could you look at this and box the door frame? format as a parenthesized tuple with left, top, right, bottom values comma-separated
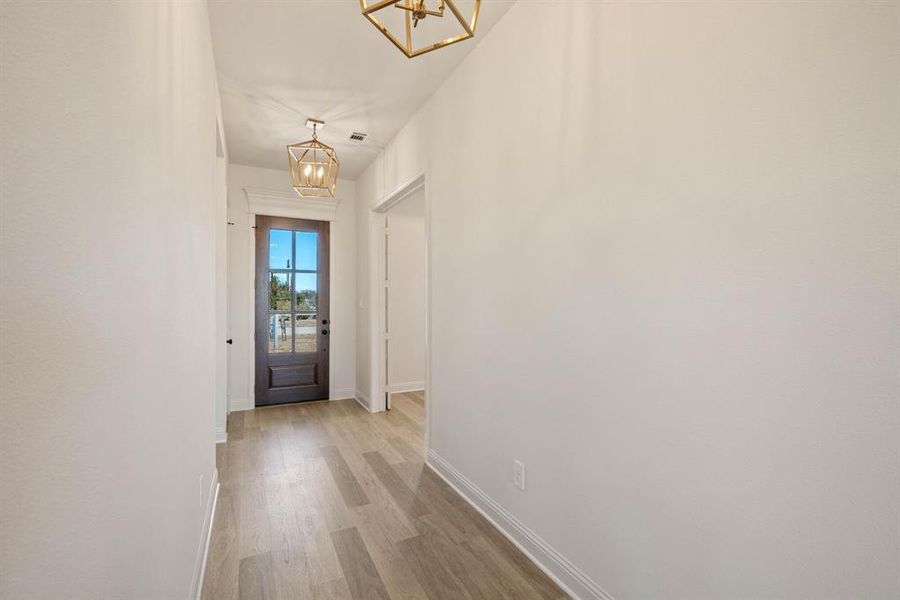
(242, 187, 342, 409)
(368, 169, 432, 448)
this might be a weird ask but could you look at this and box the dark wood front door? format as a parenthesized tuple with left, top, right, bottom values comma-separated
(255, 216, 329, 406)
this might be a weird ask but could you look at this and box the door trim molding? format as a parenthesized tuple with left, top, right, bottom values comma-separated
(242, 188, 343, 410)
(367, 168, 432, 450)
(370, 172, 425, 213)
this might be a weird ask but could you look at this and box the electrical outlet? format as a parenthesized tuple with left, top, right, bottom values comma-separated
(514, 459, 525, 491)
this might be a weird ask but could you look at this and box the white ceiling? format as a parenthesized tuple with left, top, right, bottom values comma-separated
(208, 0, 515, 180)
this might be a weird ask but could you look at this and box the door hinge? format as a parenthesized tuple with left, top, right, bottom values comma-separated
(383, 332, 392, 341)
(383, 279, 390, 288)
(383, 227, 390, 236)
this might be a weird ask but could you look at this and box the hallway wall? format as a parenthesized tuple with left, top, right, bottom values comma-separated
(226, 164, 357, 410)
(0, 2, 222, 598)
(355, 2, 900, 598)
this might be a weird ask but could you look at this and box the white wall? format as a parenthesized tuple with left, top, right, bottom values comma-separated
(355, 2, 900, 598)
(0, 2, 222, 598)
(226, 164, 357, 409)
(387, 190, 426, 391)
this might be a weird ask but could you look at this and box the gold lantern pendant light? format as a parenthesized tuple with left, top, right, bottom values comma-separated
(288, 119, 340, 198)
(360, 0, 481, 58)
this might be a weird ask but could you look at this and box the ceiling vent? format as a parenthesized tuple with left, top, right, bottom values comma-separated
(349, 132, 367, 142)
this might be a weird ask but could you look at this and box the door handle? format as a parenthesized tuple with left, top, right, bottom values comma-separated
(226, 339, 233, 345)
(322, 329, 329, 336)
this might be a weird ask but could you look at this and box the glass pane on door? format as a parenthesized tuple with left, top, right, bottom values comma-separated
(293, 313, 317, 353)
(269, 273, 291, 311)
(294, 273, 317, 312)
(295, 231, 318, 271)
(268, 313, 292, 353)
(269, 229, 292, 269)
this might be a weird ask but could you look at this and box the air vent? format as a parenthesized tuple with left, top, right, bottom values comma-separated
(349, 132, 367, 142)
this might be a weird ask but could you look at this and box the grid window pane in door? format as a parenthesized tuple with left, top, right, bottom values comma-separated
(269, 273, 292, 311)
(294, 271, 317, 353)
(268, 314, 292, 353)
(269, 229, 292, 269)
(295, 231, 318, 271)
(294, 272, 317, 312)
(293, 313, 317, 353)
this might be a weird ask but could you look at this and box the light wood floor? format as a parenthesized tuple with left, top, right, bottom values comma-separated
(202, 391, 567, 600)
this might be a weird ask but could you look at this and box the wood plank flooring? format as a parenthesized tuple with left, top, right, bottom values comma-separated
(202, 391, 567, 600)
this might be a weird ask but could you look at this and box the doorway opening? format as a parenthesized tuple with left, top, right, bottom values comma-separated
(254, 215, 330, 406)
(383, 188, 426, 412)
(369, 172, 430, 446)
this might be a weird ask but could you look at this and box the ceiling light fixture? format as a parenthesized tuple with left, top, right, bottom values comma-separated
(287, 119, 340, 198)
(360, 0, 481, 58)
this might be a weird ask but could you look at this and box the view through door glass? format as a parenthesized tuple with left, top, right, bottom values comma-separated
(268, 230, 318, 354)
(255, 217, 329, 405)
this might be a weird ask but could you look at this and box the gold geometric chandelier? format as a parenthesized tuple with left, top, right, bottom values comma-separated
(287, 119, 340, 198)
(360, 0, 481, 58)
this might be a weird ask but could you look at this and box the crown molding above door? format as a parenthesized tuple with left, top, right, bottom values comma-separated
(243, 187, 341, 221)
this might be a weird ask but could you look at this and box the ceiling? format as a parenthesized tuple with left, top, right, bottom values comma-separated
(208, 0, 515, 180)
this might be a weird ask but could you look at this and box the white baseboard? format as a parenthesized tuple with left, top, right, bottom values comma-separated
(354, 389, 371, 412)
(331, 387, 356, 401)
(426, 450, 614, 600)
(387, 381, 425, 393)
(190, 469, 220, 600)
(215, 426, 227, 444)
(229, 396, 253, 412)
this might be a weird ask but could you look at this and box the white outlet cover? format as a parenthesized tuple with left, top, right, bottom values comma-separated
(514, 459, 525, 491)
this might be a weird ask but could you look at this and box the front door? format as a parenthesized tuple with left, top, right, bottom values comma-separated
(255, 216, 329, 405)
